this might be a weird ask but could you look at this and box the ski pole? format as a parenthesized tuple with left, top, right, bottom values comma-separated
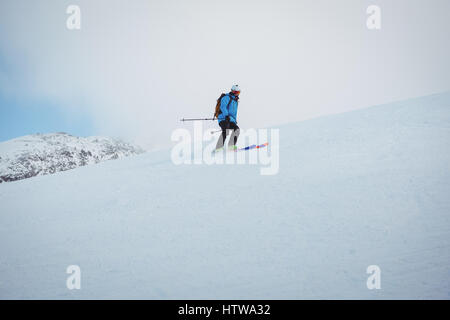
(180, 118, 216, 122)
(210, 129, 222, 134)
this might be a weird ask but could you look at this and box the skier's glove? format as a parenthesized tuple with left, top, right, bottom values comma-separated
(225, 116, 230, 122)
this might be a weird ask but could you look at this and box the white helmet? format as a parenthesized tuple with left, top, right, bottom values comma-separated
(231, 84, 241, 92)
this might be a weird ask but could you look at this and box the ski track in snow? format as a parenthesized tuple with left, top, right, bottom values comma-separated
(0, 92, 450, 299)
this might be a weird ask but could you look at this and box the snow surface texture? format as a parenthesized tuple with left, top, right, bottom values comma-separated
(1, 93, 449, 299)
(0, 133, 144, 183)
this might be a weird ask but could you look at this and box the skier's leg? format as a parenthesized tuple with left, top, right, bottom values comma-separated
(215, 121, 229, 149)
(228, 123, 240, 147)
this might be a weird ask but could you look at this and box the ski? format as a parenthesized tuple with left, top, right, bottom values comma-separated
(212, 143, 268, 155)
(237, 142, 269, 151)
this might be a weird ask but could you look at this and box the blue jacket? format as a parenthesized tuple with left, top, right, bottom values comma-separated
(217, 93, 239, 123)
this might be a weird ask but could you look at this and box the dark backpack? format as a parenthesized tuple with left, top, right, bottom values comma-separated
(214, 93, 231, 119)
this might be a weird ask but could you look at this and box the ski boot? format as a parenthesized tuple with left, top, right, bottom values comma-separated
(212, 147, 224, 154)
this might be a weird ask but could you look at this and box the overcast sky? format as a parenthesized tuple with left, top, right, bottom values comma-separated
(1, 0, 449, 148)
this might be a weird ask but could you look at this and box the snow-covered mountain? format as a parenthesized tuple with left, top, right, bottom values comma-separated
(0, 133, 144, 183)
(0, 92, 449, 299)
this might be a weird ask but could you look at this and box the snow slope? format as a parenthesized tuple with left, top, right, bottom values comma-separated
(0, 92, 449, 299)
(0, 133, 144, 183)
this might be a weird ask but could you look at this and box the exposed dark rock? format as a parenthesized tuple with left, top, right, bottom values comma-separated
(0, 133, 144, 183)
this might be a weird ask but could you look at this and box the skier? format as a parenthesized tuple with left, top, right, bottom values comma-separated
(214, 84, 240, 152)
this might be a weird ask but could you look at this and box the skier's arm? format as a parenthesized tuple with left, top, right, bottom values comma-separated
(229, 104, 237, 123)
(220, 95, 230, 118)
